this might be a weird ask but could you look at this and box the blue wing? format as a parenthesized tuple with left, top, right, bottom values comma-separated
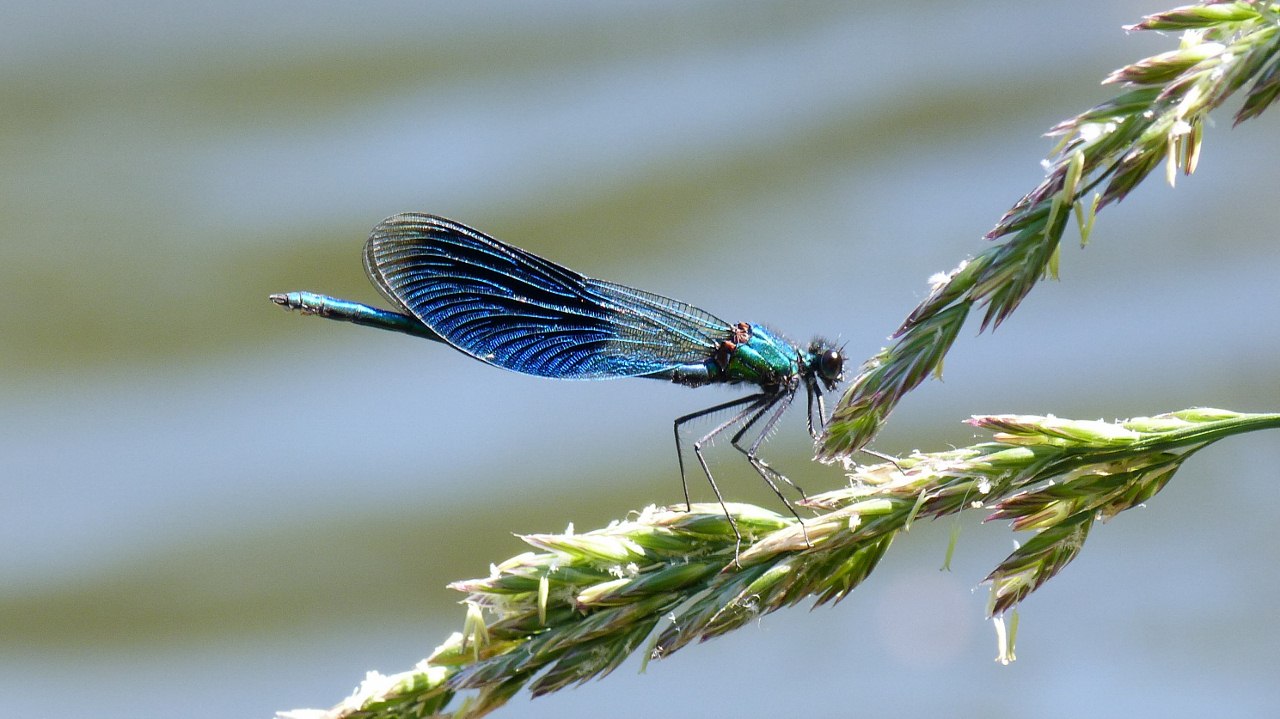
(363, 213, 731, 379)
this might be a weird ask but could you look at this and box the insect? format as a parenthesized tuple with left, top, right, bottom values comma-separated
(271, 213, 844, 547)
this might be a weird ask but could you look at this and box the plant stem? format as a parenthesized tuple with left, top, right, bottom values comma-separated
(279, 409, 1280, 719)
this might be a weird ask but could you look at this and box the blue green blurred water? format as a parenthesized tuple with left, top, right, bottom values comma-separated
(4, 2, 1279, 717)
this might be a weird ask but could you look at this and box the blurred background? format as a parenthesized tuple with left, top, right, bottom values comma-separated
(4, 1, 1279, 717)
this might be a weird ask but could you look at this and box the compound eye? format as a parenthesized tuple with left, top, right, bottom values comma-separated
(819, 349, 844, 381)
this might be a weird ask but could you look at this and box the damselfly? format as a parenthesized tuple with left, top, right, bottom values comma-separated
(272, 213, 844, 546)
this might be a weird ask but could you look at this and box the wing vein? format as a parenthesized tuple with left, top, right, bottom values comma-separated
(362, 213, 730, 379)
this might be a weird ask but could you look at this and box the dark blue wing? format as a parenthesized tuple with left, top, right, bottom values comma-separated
(363, 213, 731, 379)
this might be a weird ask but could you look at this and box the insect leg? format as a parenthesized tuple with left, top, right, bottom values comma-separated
(673, 394, 767, 510)
(804, 376, 822, 439)
(734, 390, 813, 545)
(690, 397, 773, 557)
(728, 391, 804, 502)
(729, 392, 803, 497)
(804, 374, 837, 437)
